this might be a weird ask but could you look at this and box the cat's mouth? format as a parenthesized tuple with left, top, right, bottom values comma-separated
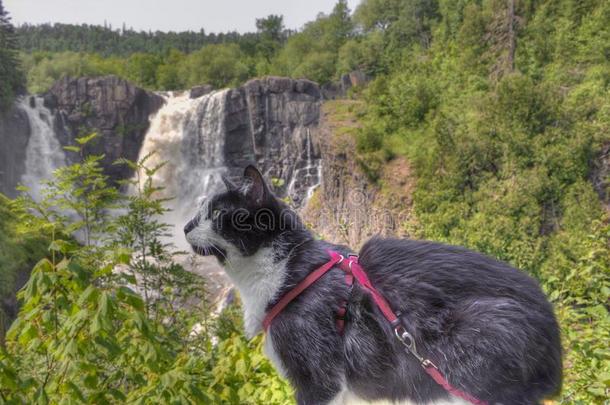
(190, 243, 227, 264)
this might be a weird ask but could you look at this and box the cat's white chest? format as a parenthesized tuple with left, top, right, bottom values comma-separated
(223, 247, 287, 338)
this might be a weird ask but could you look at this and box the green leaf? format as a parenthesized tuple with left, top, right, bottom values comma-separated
(117, 287, 144, 311)
(18, 323, 38, 345)
(236, 358, 247, 376)
(63, 145, 81, 153)
(75, 132, 98, 145)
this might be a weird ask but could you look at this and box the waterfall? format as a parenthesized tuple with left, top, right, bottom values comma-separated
(20, 97, 66, 201)
(287, 128, 322, 203)
(134, 90, 230, 248)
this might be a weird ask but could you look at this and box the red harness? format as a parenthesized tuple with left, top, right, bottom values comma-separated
(263, 250, 488, 405)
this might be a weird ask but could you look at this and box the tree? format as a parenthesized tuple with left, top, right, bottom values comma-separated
(0, 0, 25, 111)
(270, 0, 355, 84)
(124, 53, 161, 89)
(325, 0, 354, 50)
(180, 44, 250, 88)
(485, 0, 522, 81)
(256, 15, 285, 63)
(156, 49, 185, 90)
(355, 0, 439, 51)
(354, 0, 401, 31)
(256, 15, 285, 42)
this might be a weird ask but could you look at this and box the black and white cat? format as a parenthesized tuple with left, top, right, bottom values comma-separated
(184, 166, 562, 405)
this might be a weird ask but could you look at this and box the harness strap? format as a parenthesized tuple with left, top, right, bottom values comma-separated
(336, 269, 353, 334)
(262, 253, 342, 331)
(424, 365, 488, 405)
(329, 251, 399, 325)
(262, 250, 488, 405)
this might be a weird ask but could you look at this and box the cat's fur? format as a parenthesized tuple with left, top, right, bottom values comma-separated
(184, 166, 562, 405)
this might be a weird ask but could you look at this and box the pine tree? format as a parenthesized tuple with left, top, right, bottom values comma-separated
(0, 0, 25, 111)
(486, 0, 522, 81)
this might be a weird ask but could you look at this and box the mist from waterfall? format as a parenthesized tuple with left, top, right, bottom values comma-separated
(20, 97, 67, 201)
(134, 90, 230, 249)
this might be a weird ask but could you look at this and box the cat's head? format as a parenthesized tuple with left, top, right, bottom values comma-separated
(184, 165, 303, 263)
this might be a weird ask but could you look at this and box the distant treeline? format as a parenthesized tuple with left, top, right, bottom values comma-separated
(15, 22, 293, 57)
(17, 4, 357, 93)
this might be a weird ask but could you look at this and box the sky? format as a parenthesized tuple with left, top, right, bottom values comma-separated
(5, 0, 362, 33)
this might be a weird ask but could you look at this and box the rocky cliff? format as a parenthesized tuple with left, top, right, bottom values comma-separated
(223, 76, 322, 204)
(0, 105, 30, 197)
(302, 100, 414, 248)
(45, 76, 165, 184)
(0, 75, 322, 206)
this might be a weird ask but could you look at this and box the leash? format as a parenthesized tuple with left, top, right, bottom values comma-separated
(263, 250, 488, 405)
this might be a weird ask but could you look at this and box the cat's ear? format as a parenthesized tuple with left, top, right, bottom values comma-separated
(221, 175, 237, 191)
(243, 165, 269, 205)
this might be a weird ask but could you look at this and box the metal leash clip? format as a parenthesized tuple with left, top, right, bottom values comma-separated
(394, 323, 440, 370)
(394, 324, 424, 364)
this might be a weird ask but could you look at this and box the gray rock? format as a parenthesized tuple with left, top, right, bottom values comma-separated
(0, 104, 31, 197)
(222, 76, 322, 204)
(321, 70, 370, 100)
(190, 84, 214, 99)
(46, 75, 165, 184)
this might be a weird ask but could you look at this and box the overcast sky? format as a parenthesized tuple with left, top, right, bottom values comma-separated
(5, 0, 361, 33)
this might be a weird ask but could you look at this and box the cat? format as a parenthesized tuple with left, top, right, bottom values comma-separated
(184, 166, 562, 405)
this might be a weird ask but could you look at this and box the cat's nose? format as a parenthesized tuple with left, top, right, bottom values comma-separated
(184, 217, 199, 235)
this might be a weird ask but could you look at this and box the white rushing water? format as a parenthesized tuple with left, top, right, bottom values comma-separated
(287, 128, 322, 201)
(20, 97, 67, 201)
(134, 90, 230, 248)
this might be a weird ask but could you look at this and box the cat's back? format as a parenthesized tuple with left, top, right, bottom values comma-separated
(358, 236, 548, 307)
(349, 237, 562, 402)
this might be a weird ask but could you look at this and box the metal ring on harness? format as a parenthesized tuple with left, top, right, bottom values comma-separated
(394, 325, 424, 363)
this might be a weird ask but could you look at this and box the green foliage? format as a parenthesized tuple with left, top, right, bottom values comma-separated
(155, 49, 186, 90)
(337, 32, 386, 77)
(0, 0, 25, 110)
(16, 1, 362, 91)
(0, 195, 50, 344)
(354, 0, 610, 401)
(207, 305, 293, 404)
(179, 44, 251, 89)
(271, 0, 354, 84)
(124, 53, 162, 89)
(21, 51, 124, 94)
(21, 41, 252, 93)
(16, 22, 259, 57)
(255, 15, 286, 64)
(354, 0, 440, 57)
(0, 138, 291, 403)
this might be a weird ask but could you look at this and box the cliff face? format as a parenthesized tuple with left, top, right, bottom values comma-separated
(45, 76, 165, 183)
(302, 100, 414, 248)
(0, 104, 30, 197)
(44, 75, 322, 202)
(0, 76, 322, 205)
(223, 76, 322, 204)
